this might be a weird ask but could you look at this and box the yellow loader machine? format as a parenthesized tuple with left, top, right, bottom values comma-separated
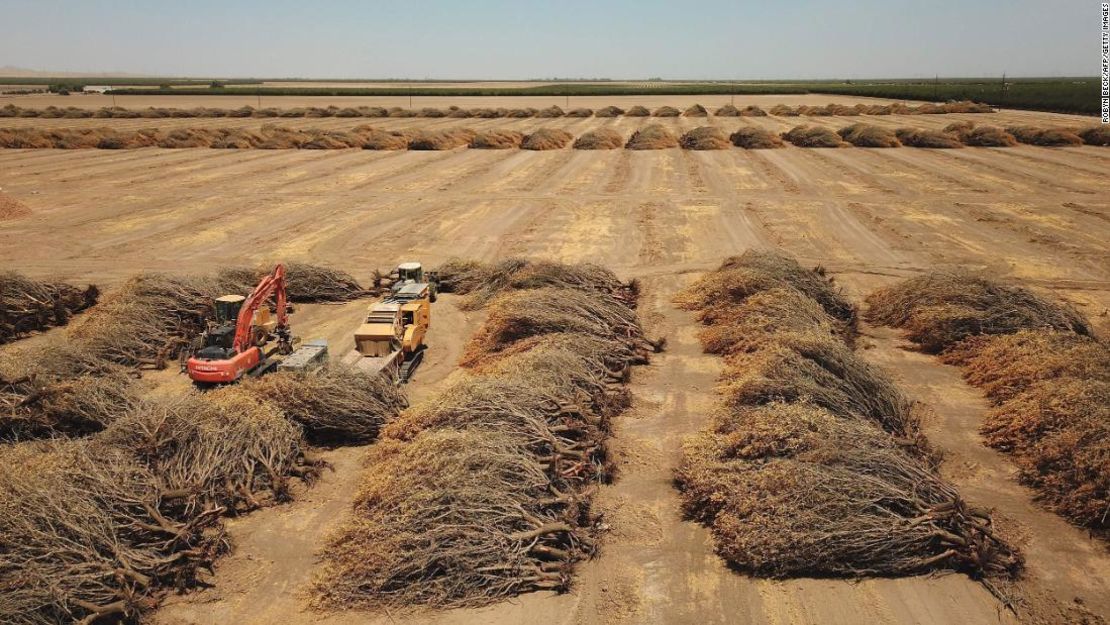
(342, 262, 437, 383)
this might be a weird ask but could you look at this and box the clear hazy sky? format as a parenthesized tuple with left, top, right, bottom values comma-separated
(2, 0, 1098, 79)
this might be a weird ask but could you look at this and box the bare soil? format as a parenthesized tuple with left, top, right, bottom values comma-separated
(1, 99, 1107, 625)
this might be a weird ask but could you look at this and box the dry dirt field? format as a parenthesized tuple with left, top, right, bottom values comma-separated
(1, 95, 1108, 625)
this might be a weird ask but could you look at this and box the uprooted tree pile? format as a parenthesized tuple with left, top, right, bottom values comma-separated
(0, 263, 372, 440)
(469, 130, 525, 149)
(680, 126, 730, 150)
(864, 270, 1092, 353)
(782, 125, 845, 148)
(838, 123, 901, 147)
(895, 128, 964, 149)
(0, 271, 99, 345)
(673, 251, 1021, 582)
(313, 261, 656, 609)
(521, 128, 574, 150)
(0, 383, 338, 625)
(868, 273, 1107, 534)
(573, 128, 624, 150)
(729, 127, 783, 149)
(434, 257, 640, 310)
(944, 122, 1017, 147)
(626, 124, 679, 149)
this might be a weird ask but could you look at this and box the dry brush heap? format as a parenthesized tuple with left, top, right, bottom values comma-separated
(3, 123, 1107, 151)
(0, 263, 375, 441)
(0, 271, 99, 345)
(867, 272, 1107, 534)
(0, 264, 407, 623)
(673, 251, 1021, 581)
(314, 258, 658, 610)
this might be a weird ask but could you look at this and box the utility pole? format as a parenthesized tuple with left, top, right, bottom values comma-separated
(409, 86, 413, 108)
(1000, 72, 1006, 106)
(934, 74, 938, 101)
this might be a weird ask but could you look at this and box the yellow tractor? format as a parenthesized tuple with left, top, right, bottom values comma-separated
(342, 262, 435, 382)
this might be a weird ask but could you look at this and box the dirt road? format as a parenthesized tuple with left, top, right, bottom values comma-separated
(2, 102, 1107, 624)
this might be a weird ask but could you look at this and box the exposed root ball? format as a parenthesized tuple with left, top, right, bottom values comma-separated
(1006, 126, 1083, 146)
(237, 366, 407, 445)
(865, 271, 1091, 352)
(680, 126, 730, 150)
(573, 128, 624, 150)
(625, 105, 650, 117)
(782, 125, 844, 148)
(521, 128, 573, 150)
(729, 127, 784, 149)
(652, 106, 680, 117)
(626, 124, 679, 149)
(470, 130, 525, 149)
(837, 123, 900, 147)
(895, 128, 963, 148)
(682, 104, 708, 117)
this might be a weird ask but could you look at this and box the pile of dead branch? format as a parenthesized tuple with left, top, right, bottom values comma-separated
(652, 106, 680, 117)
(434, 257, 639, 309)
(625, 105, 650, 116)
(237, 365, 407, 445)
(869, 273, 1107, 534)
(0, 271, 99, 345)
(769, 104, 800, 116)
(739, 105, 768, 117)
(944, 122, 1017, 147)
(673, 252, 1021, 580)
(680, 126, 730, 150)
(573, 128, 624, 150)
(408, 128, 476, 150)
(565, 108, 593, 118)
(0, 340, 137, 439)
(470, 130, 525, 149)
(626, 124, 679, 149)
(361, 128, 412, 150)
(683, 104, 709, 117)
(895, 127, 964, 148)
(459, 288, 658, 368)
(521, 128, 573, 150)
(864, 271, 1092, 353)
(1078, 126, 1110, 146)
(0, 384, 329, 624)
(536, 106, 565, 118)
(838, 123, 901, 147)
(1005, 126, 1083, 147)
(0, 191, 31, 220)
(730, 127, 784, 149)
(282, 262, 369, 302)
(714, 104, 741, 116)
(314, 261, 651, 609)
(594, 105, 624, 117)
(782, 125, 844, 147)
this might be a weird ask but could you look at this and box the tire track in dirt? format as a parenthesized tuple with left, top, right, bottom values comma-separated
(932, 149, 1101, 195)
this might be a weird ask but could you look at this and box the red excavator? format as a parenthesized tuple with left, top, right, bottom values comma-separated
(186, 264, 295, 384)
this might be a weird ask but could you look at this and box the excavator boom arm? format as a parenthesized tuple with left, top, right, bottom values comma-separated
(232, 264, 288, 353)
